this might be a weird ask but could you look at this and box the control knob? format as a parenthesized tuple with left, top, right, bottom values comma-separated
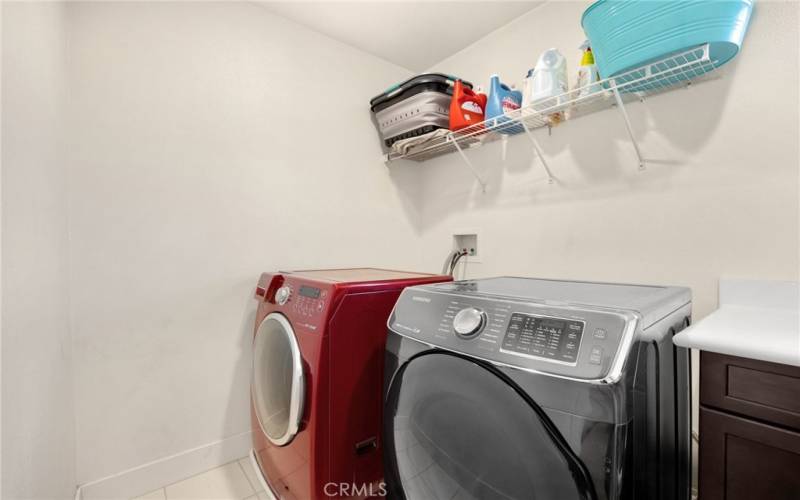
(453, 307, 486, 338)
(275, 286, 291, 305)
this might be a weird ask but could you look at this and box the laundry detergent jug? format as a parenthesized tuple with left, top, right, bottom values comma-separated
(524, 48, 568, 125)
(449, 80, 487, 131)
(485, 74, 523, 135)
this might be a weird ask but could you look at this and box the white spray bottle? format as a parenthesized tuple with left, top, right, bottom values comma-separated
(576, 40, 602, 98)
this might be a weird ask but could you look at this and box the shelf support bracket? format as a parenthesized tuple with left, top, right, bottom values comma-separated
(451, 136, 487, 192)
(521, 121, 554, 184)
(611, 84, 646, 170)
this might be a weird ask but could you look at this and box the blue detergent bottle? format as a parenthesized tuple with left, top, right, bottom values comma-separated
(485, 74, 523, 135)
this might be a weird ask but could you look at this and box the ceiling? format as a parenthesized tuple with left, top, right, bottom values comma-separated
(255, 1, 544, 71)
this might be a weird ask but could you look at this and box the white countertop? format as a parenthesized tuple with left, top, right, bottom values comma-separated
(673, 279, 800, 367)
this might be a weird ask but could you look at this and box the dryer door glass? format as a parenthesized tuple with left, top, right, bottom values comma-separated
(384, 351, 595, 500)
(252, 312, 305, 446)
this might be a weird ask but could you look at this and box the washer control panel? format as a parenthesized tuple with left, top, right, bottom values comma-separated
(389, 288, 635, 380)
(500, 313, 585, 364)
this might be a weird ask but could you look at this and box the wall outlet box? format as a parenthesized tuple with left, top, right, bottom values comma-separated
(453, 231, 480, 262)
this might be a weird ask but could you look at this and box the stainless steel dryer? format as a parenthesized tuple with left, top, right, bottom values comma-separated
(383, 277, 692, 500)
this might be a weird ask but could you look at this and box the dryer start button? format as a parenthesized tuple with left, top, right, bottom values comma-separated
(453, 308, 486, 339)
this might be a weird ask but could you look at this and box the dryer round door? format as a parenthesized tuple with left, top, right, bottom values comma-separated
(384, 351, 597, 500)
(252, 312, 305, 447)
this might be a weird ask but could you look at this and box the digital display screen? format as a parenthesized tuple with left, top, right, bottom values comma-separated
(501, 313, 584, 363)
(299, 285, 321, 299)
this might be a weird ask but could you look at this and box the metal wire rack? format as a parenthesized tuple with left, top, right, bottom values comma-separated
(383, 44, 722, 189)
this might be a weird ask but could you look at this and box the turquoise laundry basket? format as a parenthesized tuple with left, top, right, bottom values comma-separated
(582, 0, 754, 79)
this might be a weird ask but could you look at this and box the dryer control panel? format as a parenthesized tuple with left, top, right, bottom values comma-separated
(263, 277, 332, 333)
(389, 287, 636, 381)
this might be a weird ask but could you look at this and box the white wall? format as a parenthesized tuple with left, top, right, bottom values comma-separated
(64, 1, 418, 494)
(417, 0, 799, 315)
(1, 2, 77, 499)
(409, 0, 799, 485)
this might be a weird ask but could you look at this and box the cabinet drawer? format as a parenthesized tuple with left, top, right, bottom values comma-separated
(699, 407, 800, 500)
(700, 352, 800, 430)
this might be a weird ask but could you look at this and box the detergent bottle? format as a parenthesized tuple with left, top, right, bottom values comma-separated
(449, 79, 487, 131)
(524, 48, 568, 125)
(485, 74, 523, 135)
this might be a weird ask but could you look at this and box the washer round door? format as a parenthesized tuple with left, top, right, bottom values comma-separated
(252, 312, 305, 446)
(384, 351, 597, 500)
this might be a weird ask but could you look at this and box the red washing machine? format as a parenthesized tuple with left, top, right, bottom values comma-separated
(249, 268, 451, 500)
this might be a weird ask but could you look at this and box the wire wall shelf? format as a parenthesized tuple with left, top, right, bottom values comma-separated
(383, 44, 722, 190)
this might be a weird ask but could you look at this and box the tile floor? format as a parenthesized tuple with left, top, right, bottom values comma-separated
(132, 457, 269, 500)
(131, 459, 697, 500)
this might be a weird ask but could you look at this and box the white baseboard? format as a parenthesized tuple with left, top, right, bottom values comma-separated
(77, 431, 253, 499)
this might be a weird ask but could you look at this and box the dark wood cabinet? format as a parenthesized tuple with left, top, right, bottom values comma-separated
(699, 352, 800, 500)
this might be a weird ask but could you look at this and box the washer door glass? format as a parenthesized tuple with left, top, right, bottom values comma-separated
(252, 312, 304, 446)
(384, 352, 595, 500)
